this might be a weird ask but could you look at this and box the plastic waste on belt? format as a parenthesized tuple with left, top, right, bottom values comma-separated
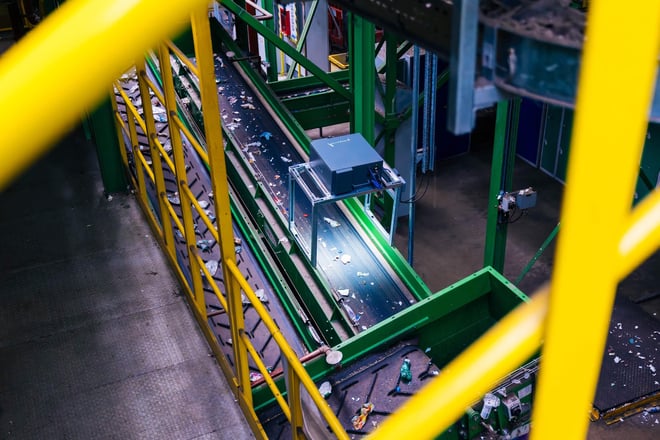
(400, 358, 412, 383)
(351, 402, 375, 430)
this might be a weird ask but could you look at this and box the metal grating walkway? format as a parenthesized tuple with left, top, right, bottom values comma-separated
(0, 129, 254, 439)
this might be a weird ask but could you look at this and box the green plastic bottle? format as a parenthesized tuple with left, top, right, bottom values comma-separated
(400, 358, 412, 383)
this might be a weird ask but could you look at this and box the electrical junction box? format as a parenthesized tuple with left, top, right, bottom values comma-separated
(514, 187, 537, 210)
(310, 133, 383, 195)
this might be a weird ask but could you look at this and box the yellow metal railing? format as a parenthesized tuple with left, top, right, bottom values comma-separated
(1, 1, 660, 440)
(0, 0, 206, 191)
(109, 7, 349, 439)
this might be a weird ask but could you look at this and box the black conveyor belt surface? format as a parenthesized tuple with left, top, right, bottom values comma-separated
(213, 53, 415, 331)
(114, 72, 307, 375)
(594, 295, 659, 412)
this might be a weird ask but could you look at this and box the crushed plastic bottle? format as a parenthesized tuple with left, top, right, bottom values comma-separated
(351, 402, 374, 430)
(400, 358, 412, 383)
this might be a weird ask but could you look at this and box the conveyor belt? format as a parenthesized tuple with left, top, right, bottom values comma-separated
(258, 341, 440, 438)
(113, 71, 309, 379)
(594, 295, 660, 420)
(211, 52, 416, 331)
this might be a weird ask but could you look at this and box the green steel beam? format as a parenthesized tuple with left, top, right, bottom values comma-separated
(261, 0, 279, 82)
(280, 92, 350, 129)
(376, 39, 412, 75)
(269, 69, 350, 94)
(296, 267, 529, 399)
(349, 13, 375, 144)
(222, 0, 351, 101)
(383, 32, 398, 165)
(88, 98, 128, 193)
(285, 0, 319, 80)
(515, 222, 560, 285)
(233, 0, 250, 51)
(483, 98, 520, 272)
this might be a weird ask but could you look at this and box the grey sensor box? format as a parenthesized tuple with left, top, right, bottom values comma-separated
(310, 134, 383, 195)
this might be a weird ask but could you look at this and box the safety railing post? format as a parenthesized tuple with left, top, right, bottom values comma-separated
(531, 2, 660, 439)
(135, 58, 176, 256)
(157, 42, 206, 314)
(286, 361, 305, 440)
(126, 114, 148, 203)
(189, 6, 252, 405)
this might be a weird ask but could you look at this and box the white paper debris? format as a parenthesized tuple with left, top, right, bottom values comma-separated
(340, 254, 352, 264)
(255, 288, 268, 303)
(205, 260, 218, 277)
(323, 217, 340, 228)
(319, 381, 332, 398)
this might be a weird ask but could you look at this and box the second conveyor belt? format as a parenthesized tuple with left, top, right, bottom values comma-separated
(209, 49, 417, 334)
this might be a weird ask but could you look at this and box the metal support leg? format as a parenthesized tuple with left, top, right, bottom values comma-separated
(483, 99, 520, 273)
(447, 0, 478, 134)
(262, 0, 279, 82)
(407, 46, 421, 266)
(87, 98, 128, 193)
(515, 222, 560, 285)
(349, 13, 375, 144)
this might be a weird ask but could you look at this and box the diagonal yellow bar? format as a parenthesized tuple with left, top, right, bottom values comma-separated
(532, 2, 660, 439)
(618, 188, 660, 279)
(0, 0, 209, 191)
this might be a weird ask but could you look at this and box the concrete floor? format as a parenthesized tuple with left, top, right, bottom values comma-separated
(0, 129, 255, 439)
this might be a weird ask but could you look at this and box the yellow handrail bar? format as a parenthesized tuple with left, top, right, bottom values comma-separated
(195, 252, 229, 312)
(151, 137, 176, 173)
(165, 40, 200, 78)
(227, 259, 350, 440)
(239, 331, 292, 421)
(113, 82, 149, 135)
(532, 1, 660, 438)
(135, 147, 155, 183)
(161, 194, 185, 239)
(181, 183, 219, 243)
(0, 0, 209, 191)
(139, 69, 167, 106)
(618, 188, 660, 278)
(172, 116, 210, 164)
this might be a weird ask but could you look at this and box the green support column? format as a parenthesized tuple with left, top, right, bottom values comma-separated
(382, 33, 398, 165)
(262, 0, 279, 82)
(484, 98, 520, 272)
(87, 98, 128, 193)
(348, 13, 375, 144)
(234, 0, 250, 52)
